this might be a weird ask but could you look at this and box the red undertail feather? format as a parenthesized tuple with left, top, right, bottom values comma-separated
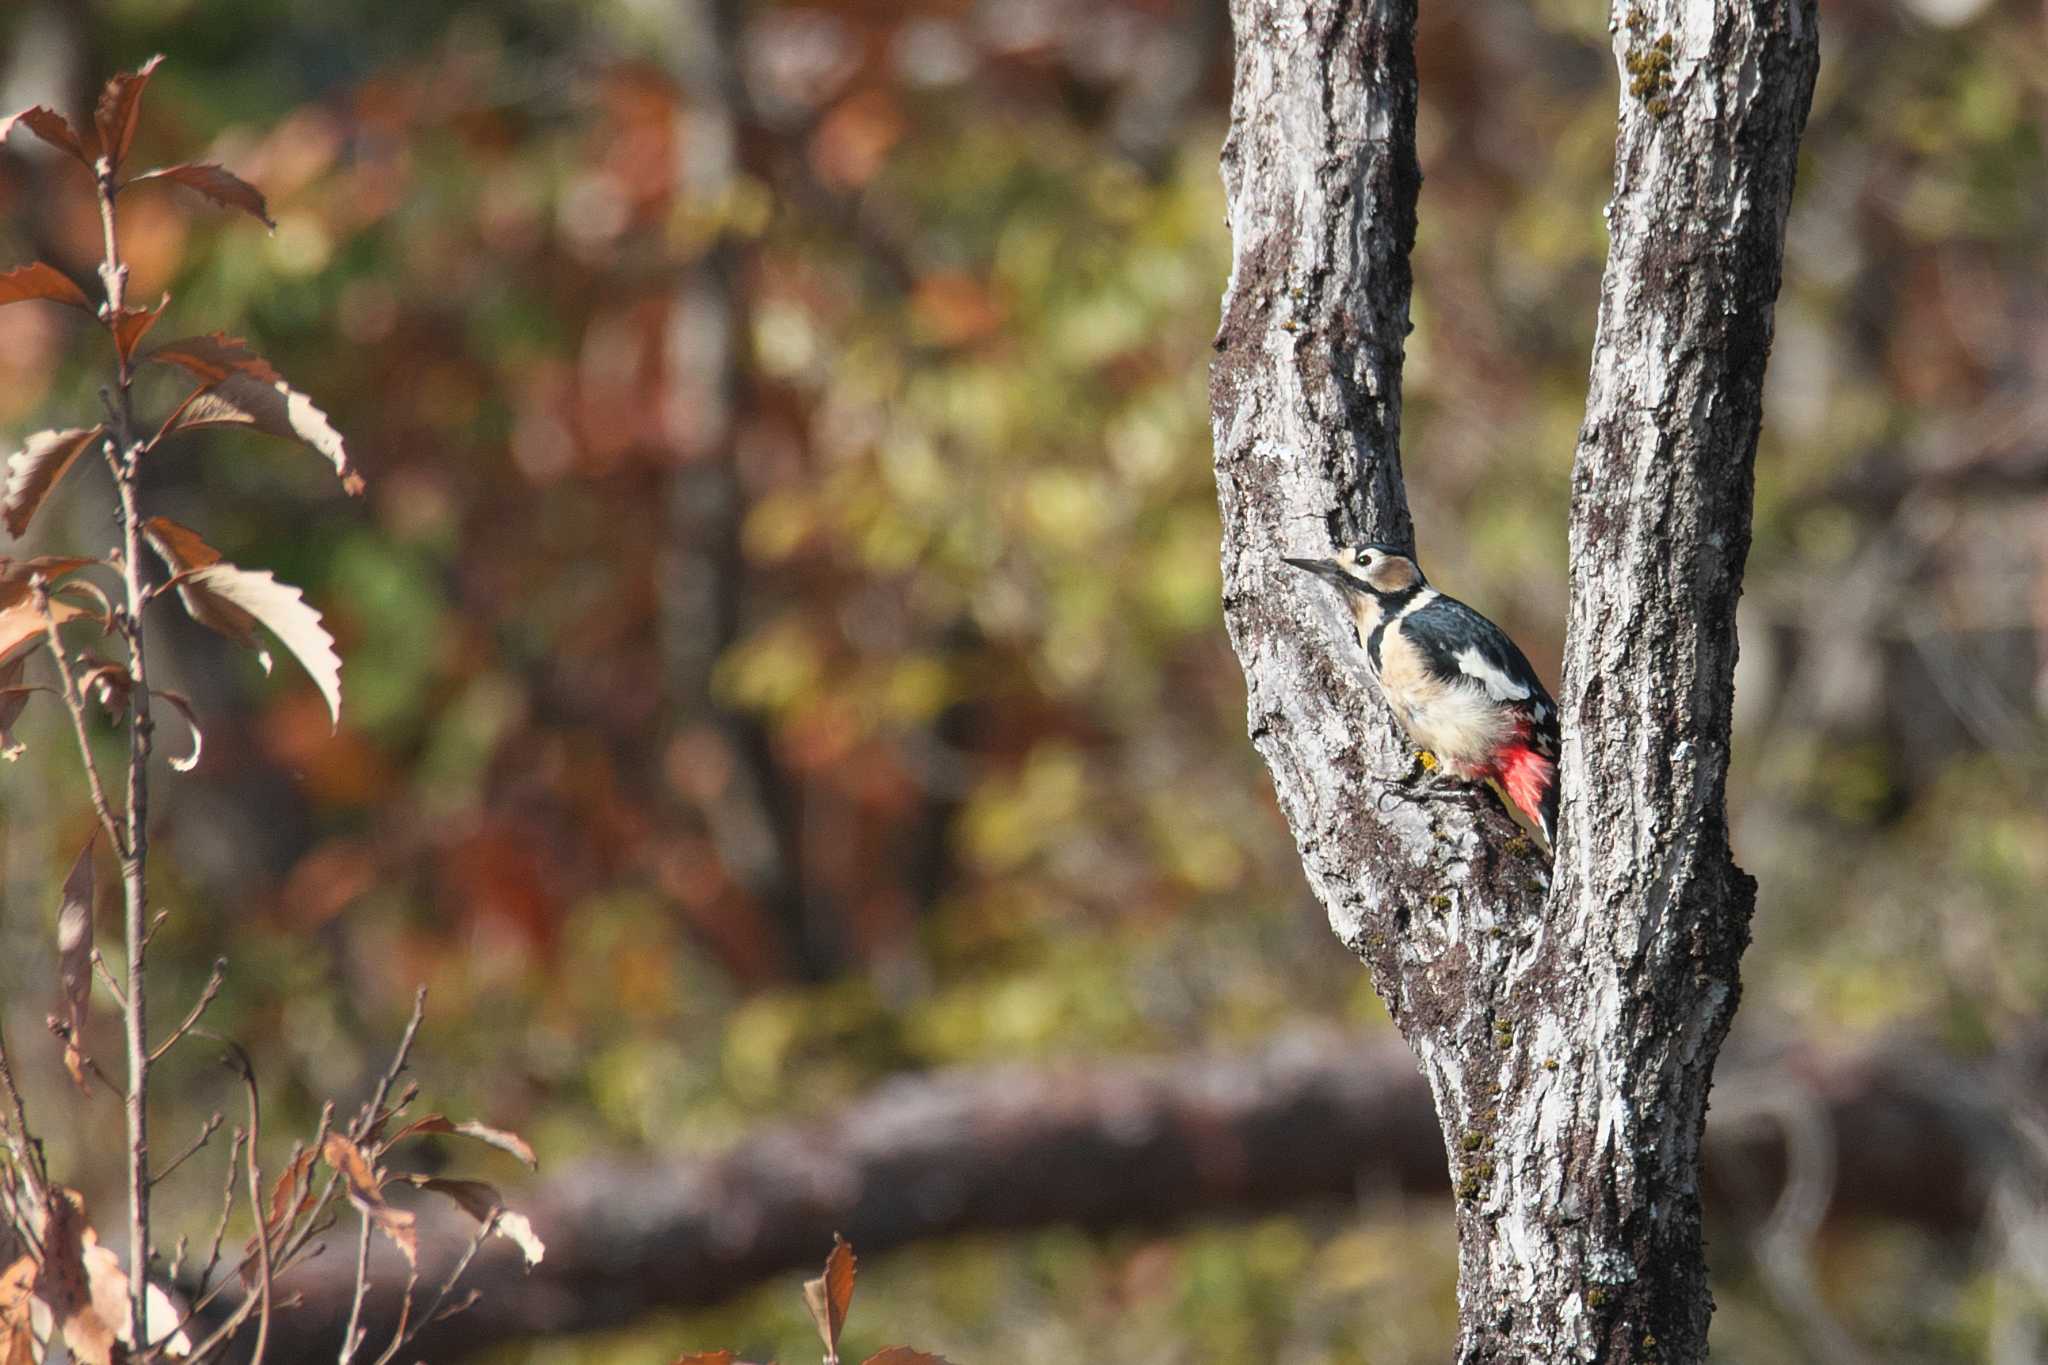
(1497, 743, 1557, 846)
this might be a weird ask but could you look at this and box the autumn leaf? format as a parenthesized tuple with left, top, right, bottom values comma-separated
(802, 1235, 857, 1365)
(0, 1255, 36, 1365)
(128, 163, 275, 229)
(157, 689, 204, 772)
(0, 557, 100, 669)
(399, 1176, 547, 1268)
(145, 334, 363, 493)
(173, 563, 342, 730)
(143, 517, 264, 658)
(0, 262, 93, 312)
(861, 1351, 955, 1365)
(383, 1114, 538, 1169)
(112, 294, 170, 362)
(37, 1189, 119, 1365)
(93, 55, 164, 171)
(322, 1133, 418, 1269)
(4, 427, 105, 538)
(0, 106, 92, 165)
(56, 837, 95, 1093)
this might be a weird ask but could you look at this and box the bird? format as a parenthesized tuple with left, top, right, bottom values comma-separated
(1283, 544, 1559, 847)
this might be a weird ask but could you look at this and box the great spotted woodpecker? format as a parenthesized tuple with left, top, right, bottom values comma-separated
(1284, 545, 1559, 847)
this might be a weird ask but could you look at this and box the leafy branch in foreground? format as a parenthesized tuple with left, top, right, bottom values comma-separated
(0, 56, 539, 1364)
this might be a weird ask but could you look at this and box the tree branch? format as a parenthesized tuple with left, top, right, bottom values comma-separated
(222, 1030, 2033, 1362)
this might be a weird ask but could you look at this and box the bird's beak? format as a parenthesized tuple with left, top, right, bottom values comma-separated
(1282, 556, 1352, 588)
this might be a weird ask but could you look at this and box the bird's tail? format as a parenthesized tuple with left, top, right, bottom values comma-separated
(1499, 744, 1557, 850)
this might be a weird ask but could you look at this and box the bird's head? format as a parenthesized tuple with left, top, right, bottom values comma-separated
(1281, 543, 1424, 599)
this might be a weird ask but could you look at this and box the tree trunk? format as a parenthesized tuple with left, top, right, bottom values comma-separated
(1209, 1, 1819, 1361)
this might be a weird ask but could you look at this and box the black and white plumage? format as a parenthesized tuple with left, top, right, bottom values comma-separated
(1284, 544, 1560, 845)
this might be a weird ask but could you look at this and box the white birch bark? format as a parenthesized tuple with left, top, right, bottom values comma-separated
(1210, 2, 1820, 1360)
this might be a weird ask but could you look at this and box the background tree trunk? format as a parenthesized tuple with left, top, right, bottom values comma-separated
(1209, 1, 1819, 1360)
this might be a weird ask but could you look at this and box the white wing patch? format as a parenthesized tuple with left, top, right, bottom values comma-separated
(1454, 645, 1533, 702)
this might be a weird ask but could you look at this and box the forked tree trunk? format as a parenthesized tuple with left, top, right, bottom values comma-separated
(1209, 2, 1818, 1361)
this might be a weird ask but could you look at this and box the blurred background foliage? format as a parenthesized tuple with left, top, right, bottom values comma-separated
(1, 0, 2044, 1360)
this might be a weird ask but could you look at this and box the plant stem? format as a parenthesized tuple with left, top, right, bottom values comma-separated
(97, 154, 155, 1355)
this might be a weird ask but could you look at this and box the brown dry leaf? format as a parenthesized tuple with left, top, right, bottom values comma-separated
(0, 106, 92, 165)
(400, 1177, 547, 1268)
(142, 517, 263, 660)
(801, 1235, 857, 1365)
(142, 332, 279, 385)
(128, 164, 275, 230)
(57, 837, 95, 1093)
(861, 1351, 954, 1365)
(0, 557, 99, 669)
(241, 1144, 318, 1278)
(173, 563, 340, 730)
(94, 55, 164, 171)
(112, 295, 169, 363)
(163, 372, 362, 495)
(384, 1115, 538, 1169)
(322, 1133, 418, 1269)
(4, 427, 105, 538)
(155, 689, 204, 772)
(39, 1189, 119, 1365)
(78, 1227, 190, 1358)
(0, 1255, 36, 1365)
(0, 261, 93, 312)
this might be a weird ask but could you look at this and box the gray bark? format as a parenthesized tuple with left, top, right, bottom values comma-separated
(1210, 1, 1818, 1361)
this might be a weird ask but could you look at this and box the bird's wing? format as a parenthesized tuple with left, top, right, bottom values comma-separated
(1399, 595, 1556, 714)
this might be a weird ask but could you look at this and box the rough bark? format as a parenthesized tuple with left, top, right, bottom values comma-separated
(228, 1031, 2024, 1361)
(1210, 1, 1818, 1361)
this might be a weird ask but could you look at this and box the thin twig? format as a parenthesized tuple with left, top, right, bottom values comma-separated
(151, 958, 228, 1062)
(90, 948, 127, 1009)
(384, 1211, 495, 1361)
(94, 152, 158, 1355)
(45, 1015, 121, 1096)
(151, 1112, 224, 1188)
(32, 577, 127, 858)
(0, 1024, 49, 1209)
(230, 1039, 272, 1365)
(338, 1210, 373, 1365)
(141, 908, 171, 950)
(196, 1128, 246, 1300)
(350, 988, 428, 1142)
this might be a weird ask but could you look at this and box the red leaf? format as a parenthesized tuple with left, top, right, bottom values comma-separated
(0, 106, 92, 165)
(94, 55, 164, 170)
(128, 163, 274, 229)
(142, 332, 280, 385)
(0, 262, 93, 312)
(174, 563, 342, 730)
(4, 427, 105, 538)
(112, 294, 169, 362)
(144, 335, 363, 494)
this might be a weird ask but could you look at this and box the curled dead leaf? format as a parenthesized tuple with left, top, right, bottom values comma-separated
(156, 689, 204, 772)
(322, 1133, 418, 1269)
(398, 1176, 546, 1269)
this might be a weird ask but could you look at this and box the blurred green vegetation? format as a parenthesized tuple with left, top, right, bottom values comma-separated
(2, 0, 2045, 1359)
